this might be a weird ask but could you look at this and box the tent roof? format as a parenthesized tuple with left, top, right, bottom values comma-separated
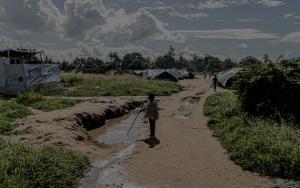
(217, 68, 244, 88)
(0, 49, 44, 58)
(135, 69, 188, 81)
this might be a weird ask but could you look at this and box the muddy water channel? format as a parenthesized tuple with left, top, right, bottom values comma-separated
(93, 111, 147, 145)
(80, 111, 147, 188)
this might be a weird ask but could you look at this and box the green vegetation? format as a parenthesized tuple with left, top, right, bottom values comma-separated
(204, 92, 300, 180)
(16, 92, 79, 112)
(59, 46, 237, 73)
(0, 139, 89, 188)
(0, 100, 31, 134)
(232, 63, 300, 123)
(39, 73, 183, 97)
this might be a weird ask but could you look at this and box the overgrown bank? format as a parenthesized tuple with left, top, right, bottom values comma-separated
(204, 92, 300, 180)
(0, 139, 89, 188)
(0, 100, 90, 188)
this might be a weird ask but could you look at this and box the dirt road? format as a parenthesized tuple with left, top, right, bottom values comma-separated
(83, 78, 278, 188)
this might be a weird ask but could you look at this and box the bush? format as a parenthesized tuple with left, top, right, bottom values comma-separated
(0, 140, 89, 188)
(204, 92, 300, 179)
(0, 100, 31, 134)
(233, 64, 300, 123)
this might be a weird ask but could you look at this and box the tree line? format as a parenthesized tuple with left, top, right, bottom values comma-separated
(58, 46, 238, 73)
(58, 46, 300, 74)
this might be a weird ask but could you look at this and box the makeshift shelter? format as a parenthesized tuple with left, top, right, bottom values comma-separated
(152, 70, 179, 82)
(134, 69, 191, 82)
(0, 49, 60, 95)
(217, 68, 244, 88)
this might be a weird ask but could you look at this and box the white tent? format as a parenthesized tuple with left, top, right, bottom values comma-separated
(217, 68, 244, 88)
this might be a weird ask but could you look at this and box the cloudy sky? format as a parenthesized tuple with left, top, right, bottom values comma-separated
(0, 0, 299, 61)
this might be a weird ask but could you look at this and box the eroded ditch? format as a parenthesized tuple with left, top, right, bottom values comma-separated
(75, 101, 144, 131)
(80, 106, 148, 188)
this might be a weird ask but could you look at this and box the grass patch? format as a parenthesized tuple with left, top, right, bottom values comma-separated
(0, 100, 31, 134)
(16, 92, 79, 112)
(39, 73, 183, 97)
(0, 139, 89, 188)
(204, 92, 300, 180)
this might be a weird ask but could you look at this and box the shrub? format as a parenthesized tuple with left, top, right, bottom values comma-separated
(233, 64, 300, 123)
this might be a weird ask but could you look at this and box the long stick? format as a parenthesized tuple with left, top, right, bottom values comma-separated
(127, 111, 141, 135)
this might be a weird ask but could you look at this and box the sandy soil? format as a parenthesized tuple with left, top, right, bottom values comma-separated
(4, 97, 145, 160)
(119, 78, 277, 188)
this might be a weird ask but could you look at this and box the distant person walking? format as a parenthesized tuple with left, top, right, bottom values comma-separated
(212, 74, 218, 92)
(204, 72, 207, 79)
(144, 94, 159, 141)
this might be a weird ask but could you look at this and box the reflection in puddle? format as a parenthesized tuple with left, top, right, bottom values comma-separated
(96, 112, 148, 145)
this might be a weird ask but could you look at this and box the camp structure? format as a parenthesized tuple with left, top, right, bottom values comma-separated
(0, 49, 60, 95)
(134, 69, 192, 82)
(217, 68, 244, 88)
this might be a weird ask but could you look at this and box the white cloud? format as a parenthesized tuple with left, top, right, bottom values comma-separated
(282, 12, 300, 20)
(62, 0, 106, 39)
(278, 32, 300, 44)
(101, 8, 170, 42)
(172, 29, 279, 42)
(236, 43, 249, 48)
(283, 12, 295, 19)
(197, 1, 229, 9)
(257, 0, 284, 7)
(0, 0, 61, 33)
(0, 0, 293, 60)
(194, 0, 284, 9)
(235, 18, 261, 22)
(169, 12, 208, 20)
(0, 36, 34, 49)
(144, 6, 208, 20)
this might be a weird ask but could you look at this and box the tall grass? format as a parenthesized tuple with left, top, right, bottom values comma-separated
(0, 139, 89, 188)
(204, 92, 300, 180)
(39, 73, 183, 97)
(16, 92, 79, 112)
(0, 100, 31, 134)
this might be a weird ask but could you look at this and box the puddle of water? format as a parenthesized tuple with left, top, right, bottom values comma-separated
(174, 114, 190, 120)
(96, 112, 148, 145)
(81, 112, 148, 188)
(80, 144, 138, 188)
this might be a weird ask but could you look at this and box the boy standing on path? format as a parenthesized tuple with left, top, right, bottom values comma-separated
(144, 94, 159, 142)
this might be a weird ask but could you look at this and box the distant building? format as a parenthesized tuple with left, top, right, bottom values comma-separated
(0, 49, 60, 95)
